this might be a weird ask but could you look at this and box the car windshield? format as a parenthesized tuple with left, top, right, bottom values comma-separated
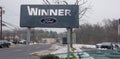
(1, 0, 120, 59)
(0, 40, 9, 43)
(55, 50, 120, 59)
(0, 41, 2, 43)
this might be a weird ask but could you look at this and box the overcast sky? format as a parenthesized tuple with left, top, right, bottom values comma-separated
(1, 0, 120, 33)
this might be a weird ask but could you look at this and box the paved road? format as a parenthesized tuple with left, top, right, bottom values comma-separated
(0, 44, 51, 59)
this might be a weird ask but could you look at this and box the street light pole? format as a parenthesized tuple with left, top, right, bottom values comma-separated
(0, 7, 2, 40)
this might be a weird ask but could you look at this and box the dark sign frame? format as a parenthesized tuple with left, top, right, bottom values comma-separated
(20, 5, 79, 28)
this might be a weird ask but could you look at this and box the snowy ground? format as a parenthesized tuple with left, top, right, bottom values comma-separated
(30, 44, 96, 56)
(51, 44, 96, 54)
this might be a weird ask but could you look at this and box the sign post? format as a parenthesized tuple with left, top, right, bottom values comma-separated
(26, 27, 31, 46)
(117, 19, 120, 45)
(67, 28, 71, 59)
(118, 19, 120, 35)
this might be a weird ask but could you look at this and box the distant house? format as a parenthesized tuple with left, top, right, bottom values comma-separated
(3, 35, 20, 41)
(41, 38, 56, 44)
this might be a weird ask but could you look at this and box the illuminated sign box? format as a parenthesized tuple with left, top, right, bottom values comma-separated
(20, 5, 79, 28)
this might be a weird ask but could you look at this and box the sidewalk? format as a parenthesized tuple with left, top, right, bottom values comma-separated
(10, 44, 26, 48)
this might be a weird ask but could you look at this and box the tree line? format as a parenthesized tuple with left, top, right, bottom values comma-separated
(74, 19, 120, 44)
(2, 28, 58, 42)
(2, 19, 120, 44)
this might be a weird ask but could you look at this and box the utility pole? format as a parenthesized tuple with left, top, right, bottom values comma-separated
(0, 6, 2, 40)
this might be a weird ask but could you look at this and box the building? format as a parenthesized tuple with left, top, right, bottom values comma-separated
(41, 38, 56, 44)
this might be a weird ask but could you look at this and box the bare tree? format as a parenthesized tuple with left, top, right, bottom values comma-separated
(42, 0, 91, 47)
(42, 0, 90, 19)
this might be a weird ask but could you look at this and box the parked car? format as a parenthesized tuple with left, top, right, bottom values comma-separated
(12, 40, 19, 44)
(18, 40, 26, 44)
(0, 40, 11, 48)
(96, 42, 120, 49)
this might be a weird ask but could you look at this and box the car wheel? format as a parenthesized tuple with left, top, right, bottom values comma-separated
(0, 46, 2, 48)
(0, 45, 4, 48)
(6, 45, 9, 48)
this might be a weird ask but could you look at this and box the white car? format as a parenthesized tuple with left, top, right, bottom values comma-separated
(19, 40, 26, 44)
(96, 42, 120, 50)
(96, 42, 114, 49)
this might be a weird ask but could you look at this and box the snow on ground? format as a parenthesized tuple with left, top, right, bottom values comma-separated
(30, 44, 96, 56)
(51, 44, 96, 54)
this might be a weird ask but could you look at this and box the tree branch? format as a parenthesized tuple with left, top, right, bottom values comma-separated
(43, 0, 50, 5)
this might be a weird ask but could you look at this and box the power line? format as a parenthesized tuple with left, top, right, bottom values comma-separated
(2, 20, 20, 30)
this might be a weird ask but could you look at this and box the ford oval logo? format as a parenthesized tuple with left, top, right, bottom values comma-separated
(41, 17, 57, 24)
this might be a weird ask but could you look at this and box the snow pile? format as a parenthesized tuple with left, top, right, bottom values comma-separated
(51, 44, 95, 54)
(30, 44, 96, 56)
(75, 44, 96, 48)
(51, 47, 68, 54)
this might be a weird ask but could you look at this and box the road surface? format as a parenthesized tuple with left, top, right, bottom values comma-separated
(0, 44, 51, 59)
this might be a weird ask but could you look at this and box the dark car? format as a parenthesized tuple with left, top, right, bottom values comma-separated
(0, 40, 11, 48)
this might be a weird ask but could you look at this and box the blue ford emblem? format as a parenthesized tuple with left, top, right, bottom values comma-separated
(41, 17, 57, 24)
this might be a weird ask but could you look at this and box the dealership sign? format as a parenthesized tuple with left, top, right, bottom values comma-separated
(20, 5, 79, 28)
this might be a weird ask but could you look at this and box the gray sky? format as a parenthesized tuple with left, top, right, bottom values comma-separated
(88, 0, 120, 24)
(1, 0, 120, 33)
